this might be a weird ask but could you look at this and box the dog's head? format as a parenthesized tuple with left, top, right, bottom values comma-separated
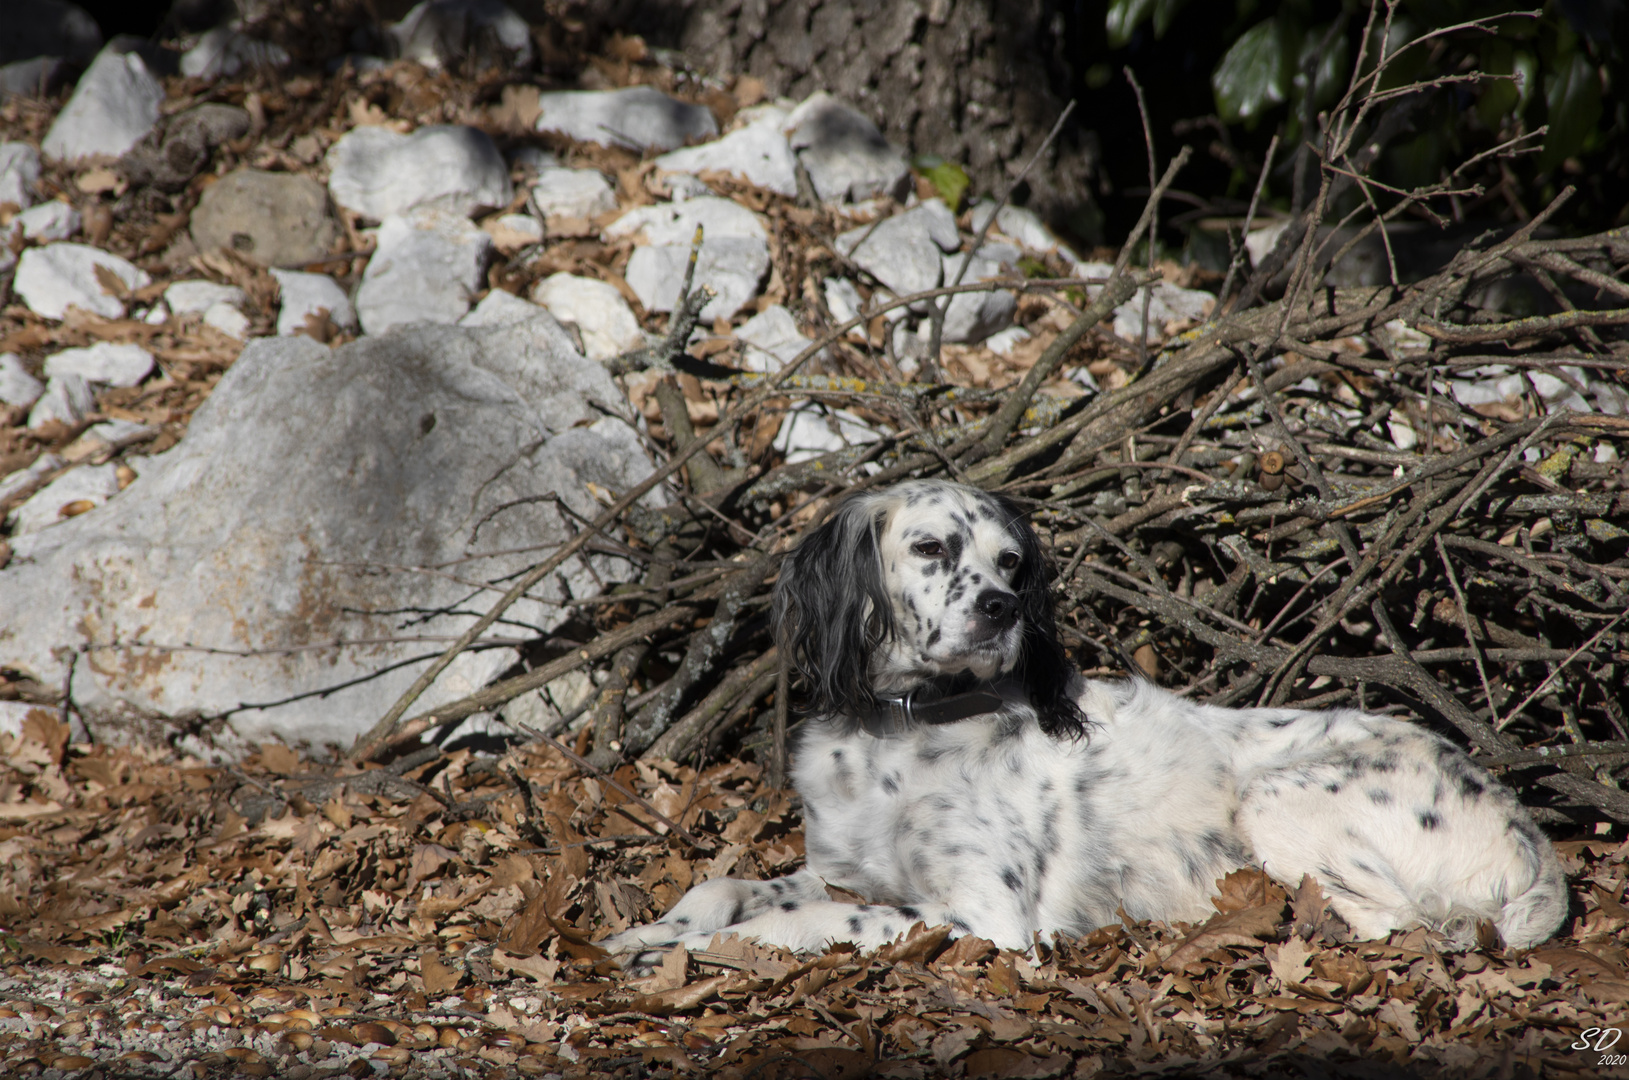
(773, 479, 1084, 736)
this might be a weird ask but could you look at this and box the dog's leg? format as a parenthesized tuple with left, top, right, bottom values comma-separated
(600, 870, 832, 958)
(662, 897, 970, 955)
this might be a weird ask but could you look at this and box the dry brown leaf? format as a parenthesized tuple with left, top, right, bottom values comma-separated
(417, 948, 460, 994)
(1161, 904, 1282, 973)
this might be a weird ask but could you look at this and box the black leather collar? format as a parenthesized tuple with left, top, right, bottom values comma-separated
(858, 677, 1020, 737)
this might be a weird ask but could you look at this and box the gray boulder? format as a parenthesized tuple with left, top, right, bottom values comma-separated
(536, 86, 717, 152)
(785, 93, 910, 203)
(12, 242, 151, 320)
(41, 46, 164, 162)
(0, 143, 41, 208)
(327, 124, 512, 221)
(835, 199, 960, 300)
(655, 106, 797, 197)
(0, 321, 651, 749)
(191, 169, 341, 268)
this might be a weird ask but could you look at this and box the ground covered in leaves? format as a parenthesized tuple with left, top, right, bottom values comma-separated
(4, 714, 1629, 1078)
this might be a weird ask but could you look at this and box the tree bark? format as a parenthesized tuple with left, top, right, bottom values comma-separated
(580, 0, 1102, 241)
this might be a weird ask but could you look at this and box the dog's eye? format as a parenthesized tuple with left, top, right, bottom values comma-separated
(913, 540, 944, 557)
(998, 551, 1021, 570)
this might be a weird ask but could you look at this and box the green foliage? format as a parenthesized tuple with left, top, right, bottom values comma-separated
(911, 154, 971, 211)
(1109, 0, 1621, 187)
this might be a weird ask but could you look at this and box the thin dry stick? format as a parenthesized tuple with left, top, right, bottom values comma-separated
(1497, 609, 1629, 732)
(1124, 68, 1157, 371)
(1435, 534, 1495, 714)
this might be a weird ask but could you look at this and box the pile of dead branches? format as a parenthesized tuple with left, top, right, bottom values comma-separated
(348, 10, 1628, 832)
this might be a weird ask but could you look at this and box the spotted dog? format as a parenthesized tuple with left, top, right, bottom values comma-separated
(602, 480, 1567, 963)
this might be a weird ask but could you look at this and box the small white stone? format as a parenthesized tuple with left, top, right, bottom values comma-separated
(1112, 282, 1215, 343)
(41, 47, 164, 163)
(941, 243, 1020, 344)
(6, 462, 121, 536)
(1386, 419, 1418, 451)
(0, 353, 45, 408)
(483, 212, 543, 250)
(774, 404, 880, 464)
(389, 0, 534, 68)
(27, 374, 96, 428)
(656, 107, 797, 197)
(14, 199, 79, 242)
(204, 302, 251, 339)
(823, 277, 865, 326)
(327, 124, 513, 221)
(0, 142, 41, 209)
(664, 174, 712, 201)
(529, 167, 616, 222)
(13, 242, 152, 320)
(531, 273, 644, 361)
(784, 93, 910, 203)
(165, 279, 247, 314)
(355, 208, 492, 334)
(736, 305, 814, 373)
(458, 289, 548, 328)
(179, 27, 291, 79)
(44, 342, 155, 387)
(984, 326, 1031, 357)
(1245, 220, 1292, 266)
(535, 85, 717, 152)
(969, 202, 1079, 261)
(270, 269, 356, 336)
(62, 418, 155, 462)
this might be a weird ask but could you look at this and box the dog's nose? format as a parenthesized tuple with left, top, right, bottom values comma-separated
(975, 588, 1018, 627)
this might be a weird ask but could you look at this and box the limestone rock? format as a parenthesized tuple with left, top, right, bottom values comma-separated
(655, 106, 797, 197)
(165, 280, 246, 315)
(119, 104, 251, 192)
(609, 196, 769, 321)
(0, 354, 45, 409)
(531, 273, 643, 361)
(43, 342, 154, 387)
(12, 199, 80, 241)
(270, 269, 356, 336)
(26, 374, 94, 428)
(535, 86, 716, 152)
(41, 46, 164, 162)
(0, 142, 41, 208)
(327, 125, 512, 221)
(458, 288, 549, 328)
(940, 243, 1020, 344)
(355, 208, 492, 334)
(389, 0, 534, 70)
(785, 93, 910, 203)
(835, 200, 960, 300)
(0, 323, 651, 747)
(529, 167, 616, 226)
(7, 462, 119, 536)
(191, 169, 340, 268)
(12, 242, 152, 320)
(736, 305, 813, 372)
(178, 28, 291, 79)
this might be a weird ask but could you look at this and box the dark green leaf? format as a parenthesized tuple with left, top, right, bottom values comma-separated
(1152, 0, 1192, 39)
(1540, 50, 1602, 170)
(911, 155, 970, 212)
(1476, 40, 1519, 130)
(1212, 18, 1294, 123)
(1106, 0, 1159, 49)
(1293, 22, 1349, 112)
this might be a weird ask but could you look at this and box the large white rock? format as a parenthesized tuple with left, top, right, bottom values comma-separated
(835, 200, 960, 299)
(0, 453, 63, 504)
(736, 304, 813, 373)
(270, 269, 357, 336)
(0, 142, 41, 208)
(7, 462, 120, 537)
(41, 47, 164, 162)
(609, 196, 770, 321)
(784, 93, 910, 203)
(165, 279, 247, 315)
(0, 323, 652, 748)
(327, 124, 513, 221)
(0, 353, 45, 408)
(355, 208, 493, 334)
(655, 105, 797, 197)
(12, 242, 152, 320)
(605, 195, 767, 245)
(623, 239, 769, 323)
(43, 342, 154, 387)
(12, 199, 80, 241)
(531, 273, 643, 361)
(529, 167, 616, 223)
(27, 374, 94, 429)
(535, 85, 717, 152)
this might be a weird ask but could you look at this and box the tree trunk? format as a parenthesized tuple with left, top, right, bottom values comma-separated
(581, 0, 1103, 242)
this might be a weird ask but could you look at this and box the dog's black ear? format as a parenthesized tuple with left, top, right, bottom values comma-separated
(994, 494, 1087, 738)
(773, 494, 894, 717)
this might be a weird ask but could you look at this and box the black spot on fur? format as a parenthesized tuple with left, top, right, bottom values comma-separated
(1418, 811, 1442, 831)
(848, 916, 863, 934)
(1367, 788, 1392, 806)
(1001, 867, 1022, 892)
(781, 901, 798, 912)
(899, 906, 921, 921)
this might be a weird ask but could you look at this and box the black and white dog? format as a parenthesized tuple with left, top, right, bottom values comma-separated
(602, 480, 1567, 962)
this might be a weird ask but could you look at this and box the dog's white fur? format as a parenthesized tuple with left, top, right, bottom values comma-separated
(603, 481, 1567, 961)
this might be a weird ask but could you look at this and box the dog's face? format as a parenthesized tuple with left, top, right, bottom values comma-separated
(873, 481, 1027, 685)
(775, 480, 1084, 736)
